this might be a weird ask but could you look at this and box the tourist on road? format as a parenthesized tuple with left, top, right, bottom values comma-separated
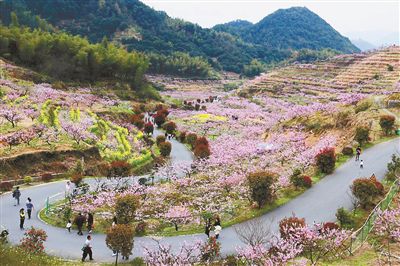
(66, 219, 72, 233)
(213, 214, 221, 227)
(360, 160, 364, 169)
(214, 224, 222, 239)
(204, 218, 211, 238)
(65, 181, 72, 197)
(26, 197, 34, 219)
(355, 147, 361, 161)
(81, 235, 93, 262)
(74, 212, 86, 235)
(12, 186, 21, 206)
(111, 216, 118, 257)
(87, 213, 94, 234)
(19, 208, 25, 230)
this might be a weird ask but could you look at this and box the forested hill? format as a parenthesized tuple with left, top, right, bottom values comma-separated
(0, 0, 359, 73)
(213, 7, 359, 53)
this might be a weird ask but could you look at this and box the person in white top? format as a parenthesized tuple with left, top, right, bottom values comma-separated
(81, 235, 93, 262)
(65, 181, 71, 197)
(214, 225, 222, 239)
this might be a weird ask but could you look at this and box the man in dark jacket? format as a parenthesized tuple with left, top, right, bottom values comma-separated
(74, 213, 86, 235)
(87, 213, 94, 233)
(12, 187, 21, 206)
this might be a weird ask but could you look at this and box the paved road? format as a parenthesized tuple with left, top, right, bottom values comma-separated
(0, 137, 398, 262)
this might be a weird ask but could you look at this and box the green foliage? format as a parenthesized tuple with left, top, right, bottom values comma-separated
(315, 147, 336, 174)
(379, 115, 396, 135)
(69, 108, 80, 122)
(186, 133, 198, 148)
(242, 59, 264, 77)
(341, 146, 354, 156)
(0, 25, 148, 91)
(246, 171, 277, 207)
(106, 224, 135, 261)
(24, 175, 33, 184)
(115, 194, 140, 224)
(91, 118, 110, 140)
(355, 100, 372, 113)
(290, 169, 312, 188)
(386, 154, 400, 182)
(148, 52, 214, 78)
(387, 64, 394, 71)
(289, 48, 339, 63)
(39, 100, 60, 127)
(354, 127, 370, 146)
(335, 207, 354, 228)
(351, 178, 380, 208)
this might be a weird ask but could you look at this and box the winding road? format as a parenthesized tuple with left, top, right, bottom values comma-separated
(0, 136, 398, 262)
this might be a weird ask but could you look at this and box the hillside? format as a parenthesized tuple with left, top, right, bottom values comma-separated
(1, 1, 358, 73)
(214, 7, 359, 53)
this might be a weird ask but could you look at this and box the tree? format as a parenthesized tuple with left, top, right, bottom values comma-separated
(243, 59, 264, 77)
(163, 121, 177, 134)
(351, 178, 380, 208)
(234, 217, 272, 247)
(144, 122, 154, 135)
(354, 127, 370, 146)
(106, 224, 135, 265)
(315, 147, 336, 174)
(165, 205, 191, 231)
(335, 207, 354, 228)
(0, 106, 22, 128)
(279, 215, 306, 239)
(159, 141, 172, 157)
(379, 115, 396, 135)
(246, 171, 277, 207)
(20, 227, 47, 254)
(115, 195, 140, 224)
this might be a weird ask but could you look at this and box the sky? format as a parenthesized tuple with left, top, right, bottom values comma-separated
(141, 0, 399, 47)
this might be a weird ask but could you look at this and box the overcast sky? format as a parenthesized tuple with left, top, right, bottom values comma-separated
(141, 0, 399, 46)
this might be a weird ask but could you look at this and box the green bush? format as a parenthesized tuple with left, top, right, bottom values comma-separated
(341, 146, 353, 156)
(246, 171, 277, 207)
(24, 176, 33, 185)
(335, 207, 354, 228)
(355, 101, 371, 113)
(354, 127, 370, 146)
(351, 178, 380, 208)
(379, 115, 395, 135)
(186, 133, 198, 148)
(156, 135, 166, 146)
(115, 195, 140, 224)
(387, 64, 394, 71)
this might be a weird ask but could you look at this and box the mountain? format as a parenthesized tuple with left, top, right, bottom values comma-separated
(214, 7, 359, 53)
(0, 1, 359, 73)
(351, 39, 376, 51)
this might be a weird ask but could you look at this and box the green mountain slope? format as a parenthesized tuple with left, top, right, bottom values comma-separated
(0, 1, 359, 73)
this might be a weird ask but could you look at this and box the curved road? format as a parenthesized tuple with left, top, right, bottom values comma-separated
(0, 137, 398, 262)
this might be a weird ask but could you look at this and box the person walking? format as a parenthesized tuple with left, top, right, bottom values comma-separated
(204, 219, 211, 238)
(214, 224, 222, 239)
(111, 216, 118, 257)
(19, 208, 25, 230)
(360, 160, 364, 169)
(74, 212, 86, 235)
(12, 186, 21, 206)
(65, 181, 72, 197)
(355, 147, 361, 161)
(87, 213, 94, 234)
(81, 235, 93, 262)
(66, 219, 72, 233)
(26, 198, 34, 219)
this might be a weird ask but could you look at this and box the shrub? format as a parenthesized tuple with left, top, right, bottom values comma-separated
(335, 110, 352, 128)
(195, 137, 209, 147)
(315, 147, 336, 174)
(354, 127, 370, 146)
(351, 178, 380, 208)
(246, 171, 277, 208)
(379, 115, 395, 135)
(159, 141, 172, 157)
(115, 195, 140, 224)
(108, 161, 131, 177)
(355, 101, 371, 113)
(0, 181, 13, 192)
(156, 135, 166, 146)
(194, 144, 211, 158)
(386, 154, 400, 182)
(335, 207, 354, 228)
(41, 173, 53, 182)
(163, 121, 177, 134)
(195, 104, 200, 111)
(106, 224, 134, 262)
(157, 108, 169, 118)
(20, 227, 47, 254)
(387, 64, 394, 71)
(186, 133, 198, 148)
(370, 174, 384, 195)
(302, 175, 312, 188)
(200, 236, 220, 263)
(323, 222, 339, 230)
(290, 169, 302, 188)
(131, 257, 146, 266)
(23, 176, 33, 185)
(143, 122, 154, 135)
(70, 174, 83, 186)
(135, 221, 147, 235)
(130, 114, 144, 129)
(279, 216, 306, 239)
(341, 146, 353, 156)
(153, 113, 166, 127)
(179, 131, 186, 142)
